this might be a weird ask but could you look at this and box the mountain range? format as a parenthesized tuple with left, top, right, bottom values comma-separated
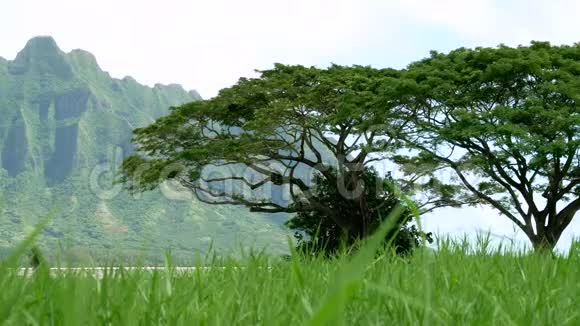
(0, 36, 289, 263)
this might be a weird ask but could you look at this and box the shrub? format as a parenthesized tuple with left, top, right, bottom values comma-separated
(286, 168, 432, 256)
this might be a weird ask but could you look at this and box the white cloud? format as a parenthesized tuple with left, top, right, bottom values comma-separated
(1, 0, 385, 97)
(3, 0, 580, 97)
(395, 0, 580, 46)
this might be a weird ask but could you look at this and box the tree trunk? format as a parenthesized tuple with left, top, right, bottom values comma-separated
(526, 211, 565, 254)
(529, 232, 558, 253)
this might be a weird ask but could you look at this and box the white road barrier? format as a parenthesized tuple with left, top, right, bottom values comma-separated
(12, 266, 271, 279)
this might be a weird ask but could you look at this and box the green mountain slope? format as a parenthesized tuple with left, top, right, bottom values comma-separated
(0, 37, 289, 262)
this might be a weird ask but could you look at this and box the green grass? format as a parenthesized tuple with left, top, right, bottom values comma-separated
(1, 205, 578, 325)
(1, 236, 579, 325)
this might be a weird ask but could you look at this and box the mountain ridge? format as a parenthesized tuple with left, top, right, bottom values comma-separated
(5, 36, 202, 98)
(0, 37, 288, 262)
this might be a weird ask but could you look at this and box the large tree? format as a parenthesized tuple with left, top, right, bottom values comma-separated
(393, 42, 580, 251)
(120, 64, 427, 245)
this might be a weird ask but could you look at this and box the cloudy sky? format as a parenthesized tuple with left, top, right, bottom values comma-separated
(1, 0, 579, 250)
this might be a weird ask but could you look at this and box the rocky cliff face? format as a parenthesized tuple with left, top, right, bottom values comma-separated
(0, 37, 199, 183)
(0, 37, 288, 261)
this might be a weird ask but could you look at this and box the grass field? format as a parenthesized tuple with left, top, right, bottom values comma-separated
(1, 235, 579, 325)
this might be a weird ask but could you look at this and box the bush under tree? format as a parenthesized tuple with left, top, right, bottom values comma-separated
(286, 168, 433, 256)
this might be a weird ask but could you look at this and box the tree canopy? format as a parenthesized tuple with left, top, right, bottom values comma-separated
(120, 64, 428, 252)
(395, 42, 580, 250)
(121, 42, 580, 252)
